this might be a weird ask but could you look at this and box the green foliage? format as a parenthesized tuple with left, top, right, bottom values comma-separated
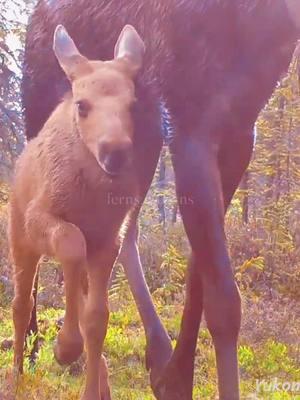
(246, 61, 300, 298)
(1, 307, 299, 399)
(155, 244, 186, 302)
(109, 265, 132, 304)
(0, 1, 32, 178)
(239, 340, 300, 380)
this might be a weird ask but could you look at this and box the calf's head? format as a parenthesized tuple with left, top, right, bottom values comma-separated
(53, 24, 145, 176)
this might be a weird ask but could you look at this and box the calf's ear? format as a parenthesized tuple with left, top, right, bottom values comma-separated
(114, 25, 145, 73)
(53, 25, 88, 81)
(285, 0, 300, 29)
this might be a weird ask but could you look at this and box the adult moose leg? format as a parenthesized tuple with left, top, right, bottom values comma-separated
(218, 128, 255, 210)
(154, 135, 243, 400)
(202, 129, 255, 399)
(152, 254, 203, 399)
(118, 99, 172, 378)
(119, 219, 172, 377)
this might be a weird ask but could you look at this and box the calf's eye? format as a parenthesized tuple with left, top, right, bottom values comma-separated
(75, 100, 90, 118)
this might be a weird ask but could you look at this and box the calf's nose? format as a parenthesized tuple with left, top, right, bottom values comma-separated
(104, 149, 128, 174)
(98, 139, 132, 176)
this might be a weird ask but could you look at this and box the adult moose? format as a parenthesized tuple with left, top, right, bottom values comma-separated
(23, 1, 300, 399)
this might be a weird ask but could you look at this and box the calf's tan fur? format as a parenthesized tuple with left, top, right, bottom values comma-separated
(9, 24, 145, 400)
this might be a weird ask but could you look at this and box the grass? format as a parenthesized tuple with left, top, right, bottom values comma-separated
(0, 299, 299, 400)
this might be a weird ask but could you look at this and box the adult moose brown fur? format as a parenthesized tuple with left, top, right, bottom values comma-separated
(10, 24, 147, 400)
(23, 1, 300, 399)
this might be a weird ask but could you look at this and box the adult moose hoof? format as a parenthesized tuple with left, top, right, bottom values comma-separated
(54, 329, 83, 365)
(100, 389, 112, 400)
(151, 362, 192, 400)
(145, 330, 173, 387)
(81, 393, 110, 400)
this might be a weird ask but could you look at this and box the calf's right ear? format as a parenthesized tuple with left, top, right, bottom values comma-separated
(114, 25, 145, 74)
(285, 0, 300, 29)
(53, 25, 88, 81)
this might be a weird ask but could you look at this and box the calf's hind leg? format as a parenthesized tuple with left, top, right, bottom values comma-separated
(25, 205, 87, 365)
(11, 244, 39, 374)
(26, 274, 39, 365)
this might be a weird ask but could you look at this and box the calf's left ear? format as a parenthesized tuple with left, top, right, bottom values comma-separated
(114, 25, 145, 73)
(53, 25, 89, 81)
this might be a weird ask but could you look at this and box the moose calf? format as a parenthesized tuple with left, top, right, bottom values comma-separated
(9, 24, 145, 400)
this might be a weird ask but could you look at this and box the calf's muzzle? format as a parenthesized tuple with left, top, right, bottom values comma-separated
(98, 138, 133, 176)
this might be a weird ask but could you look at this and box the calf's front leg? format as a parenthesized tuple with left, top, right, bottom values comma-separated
(25, 203, 86, 365)
(81, 250, 116, 400)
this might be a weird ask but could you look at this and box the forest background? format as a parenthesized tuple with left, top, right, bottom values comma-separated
(0, 1, 299, 399)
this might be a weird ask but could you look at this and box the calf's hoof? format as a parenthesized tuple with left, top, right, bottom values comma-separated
(54, 330, 83, 365)
(100, 355, 111, 400)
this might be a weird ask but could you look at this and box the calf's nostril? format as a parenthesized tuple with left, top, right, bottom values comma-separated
(104, 149, 128, 174)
